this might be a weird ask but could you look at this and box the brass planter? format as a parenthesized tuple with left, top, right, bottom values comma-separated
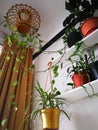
(41, 108, 60, 130)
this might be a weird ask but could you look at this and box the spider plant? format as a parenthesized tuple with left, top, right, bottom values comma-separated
(32, 80, 70, 120)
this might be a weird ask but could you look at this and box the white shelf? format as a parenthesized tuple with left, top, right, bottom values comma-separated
(56, 29, 98, 103)
(59, 79, 98, 103)
(81, 28, 98, 46)
(65, 28, 98, 59)
(53, 29, 98, 66)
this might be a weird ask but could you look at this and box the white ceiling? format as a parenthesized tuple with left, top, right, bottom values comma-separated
(0, 0, 69, 43)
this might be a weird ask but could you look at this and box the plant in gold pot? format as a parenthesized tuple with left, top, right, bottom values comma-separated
(32, 80, 70, 130)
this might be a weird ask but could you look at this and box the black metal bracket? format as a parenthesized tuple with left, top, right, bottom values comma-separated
(33, 28, 66, 59)
(33, 22, 77, 60)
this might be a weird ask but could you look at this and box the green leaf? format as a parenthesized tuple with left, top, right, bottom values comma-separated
(12, 101, 17, 106)
(60, 62, 63, 69)
(51, 57, 54, 60)
(29, 64, 35, 70)
(56, 91, 61, 96)
(1, 117, 7, 126)
(13, 33, 19, 40)
(61, 109, 70, 120)
(21, 42, 28, 47)
(6, 56, 11, 61)
(10, 94, 15, 99)
(10, 50, 14, 55)
(38, 44, 42, 52)
(53, 65, 59, 77)
(20, 55, 25, 60)
(33, 38, 37, 45)
(21, 33, 26, 37)
(13, 67, 18, 72)
(13, 80, 18, 87)
(32, 109, 41, 119)
(16, 57, 21, 63)
(52, 79, 55, 85)
(72, 41, 83, 56)
(67, 83, 75, 89)
(57, 50, 63, 55)
(3, 24, 7, 28)
(6, 35, 12, 45)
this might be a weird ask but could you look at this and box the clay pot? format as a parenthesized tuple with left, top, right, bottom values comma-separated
(72, 72, 89, 87)
(41, 108, 60, 130)
(80, 17, 98, 36)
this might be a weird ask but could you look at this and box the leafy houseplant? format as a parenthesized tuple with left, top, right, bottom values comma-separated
(74, 41, 98, 82)
(62, 27, 82, 48)
(62, 0, 98, 47)
(63, 0, 98, 29)
(0, 16, 43, 129)
(67, 54, 90, 87)
(67, 40, 98, 88)
(5, 26, 43, 52)
(32, 81, 70, 130)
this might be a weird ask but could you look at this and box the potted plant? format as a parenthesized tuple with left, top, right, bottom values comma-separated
(63, 0, 98, 45)
(31, 80, 70, 130)
(62, 27, 82, 48)
(63, 0, 98, 28)
(73, 41, 98, 82)
(67, 54, 90, 87)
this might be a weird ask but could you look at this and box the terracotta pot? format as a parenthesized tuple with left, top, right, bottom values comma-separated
(80, 17, 98, 36)
(41, 108, 60, 130)
(72, 72, 89, 88)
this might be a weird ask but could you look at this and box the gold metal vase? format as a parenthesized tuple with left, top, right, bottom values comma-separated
(40, 108, 60, 130)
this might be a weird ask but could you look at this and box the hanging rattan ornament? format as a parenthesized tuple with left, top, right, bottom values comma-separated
(6, 3, 41, 35)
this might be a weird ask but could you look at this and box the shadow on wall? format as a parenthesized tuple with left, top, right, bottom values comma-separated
(70, 97, 98, 130)
(72, 113, 98, 130)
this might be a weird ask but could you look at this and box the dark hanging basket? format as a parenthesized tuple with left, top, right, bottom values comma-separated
(89, 60, 98, 81)
(67, 31, 83, 48)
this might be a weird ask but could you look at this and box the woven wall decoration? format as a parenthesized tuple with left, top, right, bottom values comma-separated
(6, 3, 41, 34)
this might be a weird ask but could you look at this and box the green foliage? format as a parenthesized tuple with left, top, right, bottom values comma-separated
(67, 54, 90, 76)
(1, 118, 7, 126)
(6, 56, 11, 61)
(32, 80, 70, 120)
(13, 67, 18, 72)
(4, 23, 44, 51)
(29, 64, 35, 70)
(53, 65, 59, 77)
(64, 0, 98, 27)
(10, 94, 15, 99)
(12, 80, 18, 87)
(12, 101, 17, 106)
(67, 82, 75, 89)
(67, 40, 97, 76)
(1, 117, 8, 130)
(62, 27, 76, 44)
